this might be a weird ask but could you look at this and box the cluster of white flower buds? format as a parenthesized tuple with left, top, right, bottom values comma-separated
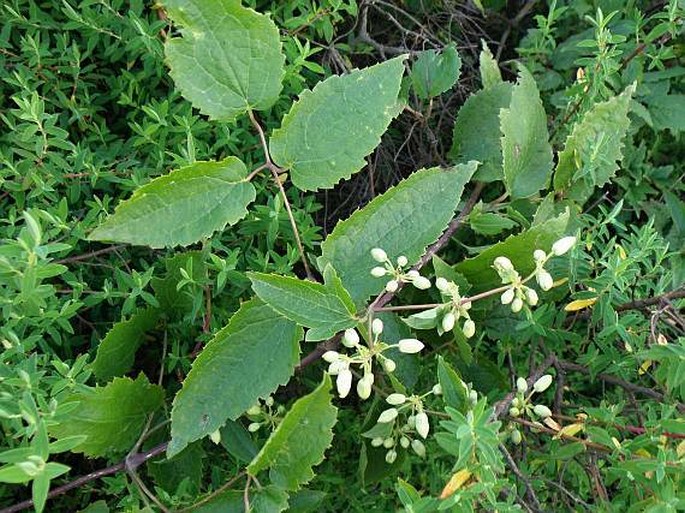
(370, 384, 442, 463)
(494, 236, 576, 314)
(370, 248, 431, 292)
(435, 277, 476, 339)
(244, 396, 283, 433)
(508, 374, 554, 444)
(325, 321, 425, 400)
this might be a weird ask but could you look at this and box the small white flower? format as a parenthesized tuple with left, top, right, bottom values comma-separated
(398, 338, 425, 354)
(372, 318, 384, 335)
(494, 256, 514, 272)
(328, 360, 346, 375)
(462, 319, 476, 339)
(400, 436, 410, 449)
(537, 270, 554, 291)
(371, 437, 384, 447)
(322, 350, 340, 363)
(552, 236, 576, 256)
(383, 437, 394, 448)
(357, 376, 372, 400)
(412, 276, 432, 290)
(382, 358, 396, 373)
(397, 255, 408, 267)
(533, 404, 552, 418)
(516, 377, 528, 393)
(386, 393, 407, 405)
(406, 270, 419, 279)
(377, 408, 399, 423)
(385, 279, 399, 293)
(336, 368, 353, 398)
(415, 412, 430, 439)
(525, 287, 539, 306)
(468, 390, 478, 404)
(371, 248, 388, 263)
(509, 407, 520, 417)
(371, 266, 387, 278)
(511, 296, 523, 313)
(441, 311, 456, 332)
(246, 405, 261, 416)
(533, 374, 553, 393)
(385, 449, 397, 464)
(432, 384, 443, 395)
(411, 439, 426, 457)
(342, 328, 359, 348)
(511, 429, 522, 445)
(435, 277, 449, 291)
(533, 249, 547, 262)
(265, 397, 274, 407)
(248, 422, 261, 432)
(500, 288, 515, 305)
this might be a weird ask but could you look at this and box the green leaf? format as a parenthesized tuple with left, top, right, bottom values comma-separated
(148, 442, 205, 495)
(89, 158, 256, 248)
(554, 84, 635, 201)
(164, 0, 284, 121)
(32, 472, 50, 513)
(449, 82, 513, 182)
(248, 375, 337, 490)
(270, 57, 406, 191)
(247, 268, 357, 342)
(287, 490, 327, 513)
(437, 356, 468, 412)
(77, 501, 109, 513)
(469, 209, 517, 236)
(49, 375, 164, 458)
(479, 41, 502, 89)
(645, 93, 685, 132)
(168, 299, 302, 457)
(191, 486, 289, 513)
(318, 163, 478, 306)
(454, 210, 570, 292)
(500, 66, 553, 198)
(220, 420, 258, 463)
(151, 251, 207, 315)
(92, 308, 160, 381)
(410, 44, 461, 99)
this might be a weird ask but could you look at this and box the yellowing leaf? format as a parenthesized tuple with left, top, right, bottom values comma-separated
(554, 423, 584, 439)
(638, 360, 652, 375)
(564, 297, 598, 312)
(440, 469, 472, 499)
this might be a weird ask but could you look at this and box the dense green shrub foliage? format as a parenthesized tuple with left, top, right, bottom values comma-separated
(0, 1, 683, 512)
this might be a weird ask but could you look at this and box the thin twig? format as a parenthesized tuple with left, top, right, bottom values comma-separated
(499, 443, 543, 512)
(55, 244, 127, 264)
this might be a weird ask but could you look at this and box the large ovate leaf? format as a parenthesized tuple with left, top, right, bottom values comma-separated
(645, 93, 685, 132)
(270, 57, 406, 191)
(455, 210, 570, 292)
(410, 44, 461, 99)
(247, 267, 357, 342)
(449, 82, 512, 182)
(49, 375, 164, 458)
(318, 163, 478, 306)
(92, 308, 160, 381)
(248, 375, 337, 490)
(554, 84, 635, 201)
(164, 0, 284, 121)
(500, 66, 553, 198)
(168, 299, 302, 457)
(89, 158, 256, 248)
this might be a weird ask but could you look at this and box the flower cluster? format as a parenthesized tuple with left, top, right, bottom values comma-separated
(369, 384, 442, 463)
(435, 277, 476, 338)
(244, 396, 284, 433)
(325, 321, 425, 399)
(369, 248, 431, 292)
(508, 374, 554, 444)
(495, 236, 576, 313)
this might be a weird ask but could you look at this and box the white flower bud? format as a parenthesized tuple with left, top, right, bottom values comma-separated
(406, 270, 419, 279)
(512, 397, 522, 408)
(371, 266, 387, 278)
(248, 422, 261, 432)
(533, 374, 553, 393)
(533, 249, 547, 262)
(432, 384, 443, 395)
(209, 429, 221, 444)
(398, 338, 425, 354)
(494, 256, 514, 272)
(246, 405, 261, 416)
(371, 437, 384, 447)
(415, 412, 430, 439)
(412, 276, 432, 290)
(400, 436, 410, 449)
(441, 311, 456, 332)
(377, 408, 399, 423)
(509, 407, 520, 417)
(322, 350, 340, 363)
(469, 390, 478, 404)
(382, 358, 396, 373)
(385, 449, 397, 464)
(383, 437, 395, 448)
(435, 277, 449, 291)
(516, 377, 528, 393)
(552, 236, 576, 256)
(511, 296, 523, 313)
(385, 279, 399, 293)
(462, 319, 476, 339)
(372, 318, 384, 335)
(525, 287, 539, 306)
(265, 397, 274, 407)
(533, 404, 552, 418)
(406, 415, 416, 429)
(371, 248, 388, 263)
(357, 377, 372, 400)
(397, 255, 408, 267)
(411, 439, 426, 457)
(386, 393, 407, 405)
(500, 288, 515, 305)
(328, 360, 346, 375)
(511, 429, 522, 445)
(342, 328, 359, 348)
(336, 369, 353, 398)
(537, 270, 554, 291)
